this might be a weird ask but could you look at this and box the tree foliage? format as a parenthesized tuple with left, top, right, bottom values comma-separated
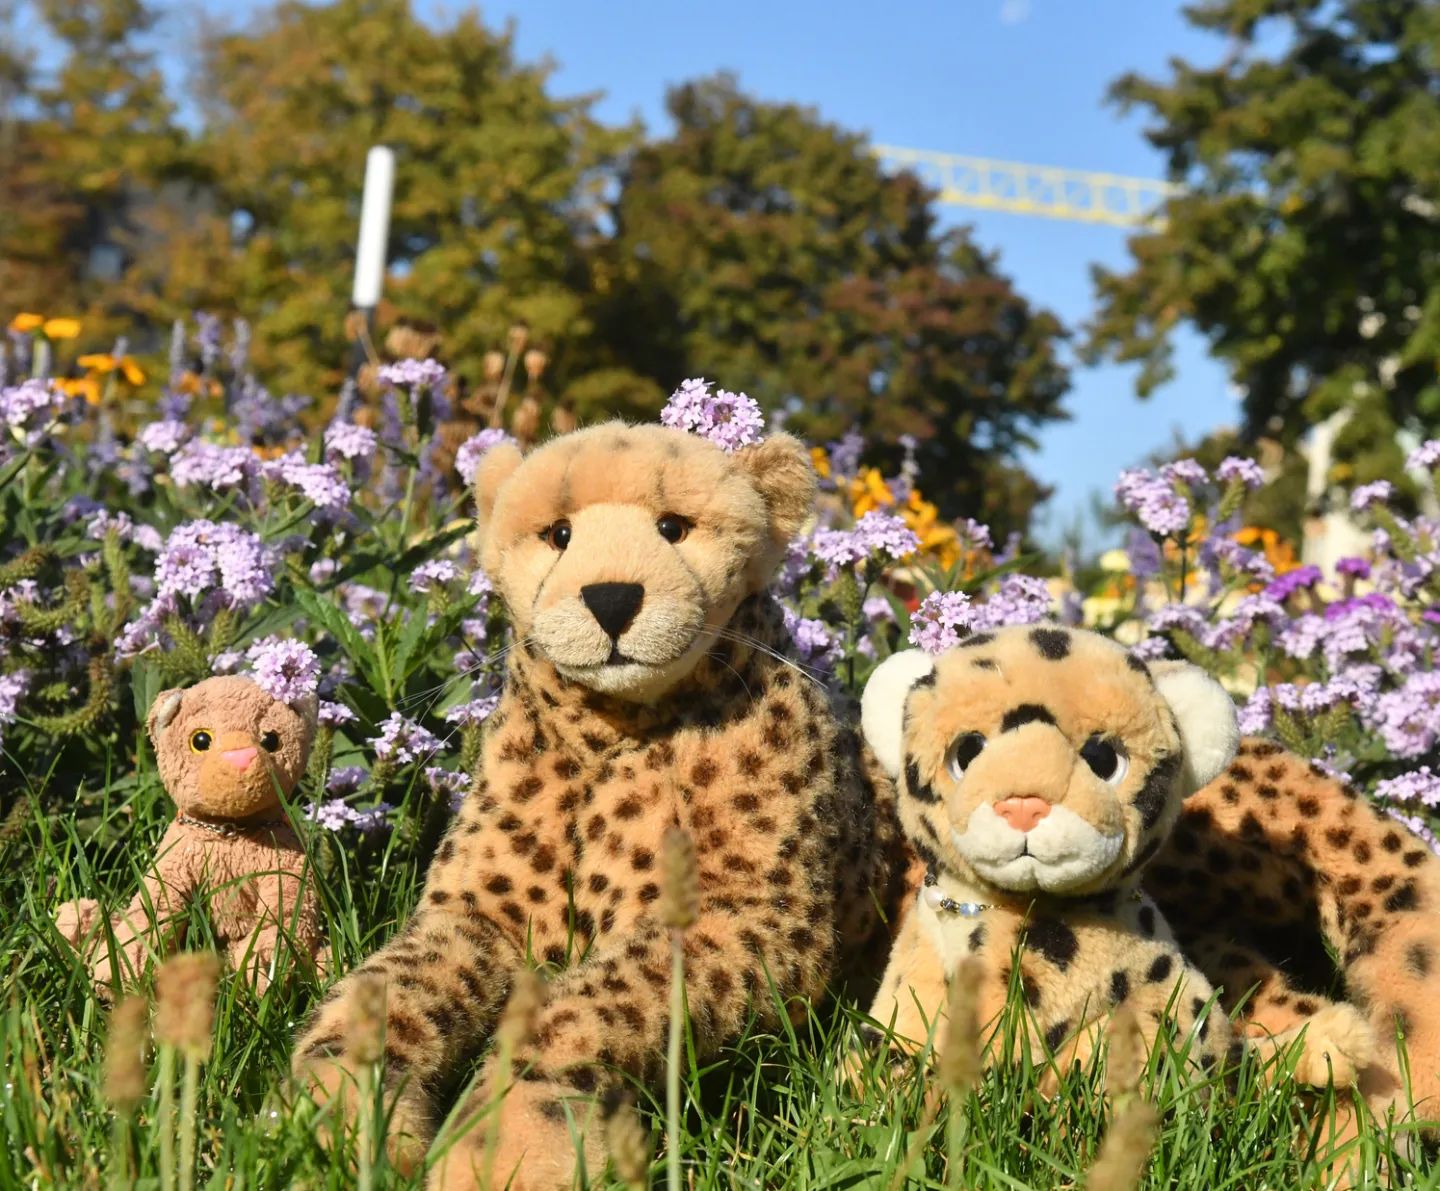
(1087, 0, 1440, 489)
(599, 76, 1069, 532)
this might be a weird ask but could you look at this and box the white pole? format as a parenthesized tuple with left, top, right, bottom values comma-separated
(352, 145, 395, 310)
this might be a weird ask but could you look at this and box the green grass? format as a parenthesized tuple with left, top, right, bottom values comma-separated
(3, 763, 1432, 1190)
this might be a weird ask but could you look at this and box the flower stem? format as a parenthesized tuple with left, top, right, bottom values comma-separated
(666, 926, 685, 1191)
(157, 1044, 176, 1191)
(178, 1053, 199, 1191)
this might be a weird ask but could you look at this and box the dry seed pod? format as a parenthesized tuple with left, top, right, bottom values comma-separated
(154, 952, 221, 1062)
(660, 827, 699, 931)
(605, 1097, 652, 1190)
(496, 968, 546, 1053)
(506, 324, 529, 354)
(522, 348, 548, 381)
(1085, 1100, 1159, 1191)
(483, 350, 506, 381)
(103, 995, 150, 1113)
(1105, 1004, 1147, 1098)
(510, 394, 542, 448)
(550, 401, 578, 436)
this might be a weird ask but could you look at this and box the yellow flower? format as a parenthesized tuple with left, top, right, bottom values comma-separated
(77, 353, 146, 386)
(8, 313, 44, 333)
(849, 467, 895, 517)
(57, 376, 102, 405)
(43, 317, 81, 340)
(809, 446, 831, 480)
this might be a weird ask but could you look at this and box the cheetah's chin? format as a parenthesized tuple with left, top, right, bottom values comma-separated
(952, 804, 1125, 894)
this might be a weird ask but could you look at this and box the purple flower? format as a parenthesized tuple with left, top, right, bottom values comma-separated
(828, 431, 865, 480)
(467, 569, 494, 597)
(969, 576, 1053, 632)
(2, 379, 68, 445)
(425, 765, 468, 811)
(1217, 456, 1264, 489)
(304, 798, 394, 833)
(261, 452, 351, 512)
(170, 441, 257, 493)
(86, 510, 134, 542)
(861, 595, 894, 622)
(411, 560, 460, 594)
(370, 712, 443, 764)
(1406, 441, 1440, 472)
(1264, 565, 1322, 602)
(1161, 459, 1208, 488)
(660, 378, 766, 453)
(1125, 527, 1164, 582)
(138, 420, 190, 454)
(324, 421, 378, 462)
(153, 521, 275, 608)
(247, 639, 320, 702)
(1236, 687, 1272, 735)
(812, 511, 920, 569)
(1374, 767, 1440, 808)
(908, 591, 973, 654)
(378, 358, 447, 390)
(455, 429, 518, 485)
(0, 670, 30, 722)
(1383, 809, 1440, 855)
(1116, 468, 1191, 536)
(1370, 672, 1440, 757)
(318, 700, 357, 726)
(326, 766, 367, 795)
(1351, 481, 1394, 512)
(444, 693, 499, 726)
(1335, 556, 1372, 579)
(955, 519, 994, 552)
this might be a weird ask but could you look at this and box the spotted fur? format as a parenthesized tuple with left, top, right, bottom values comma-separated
(292, 424, 914, 1189)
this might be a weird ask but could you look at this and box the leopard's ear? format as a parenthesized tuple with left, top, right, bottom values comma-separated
(861, 650, 936, 777)
(1150, 661, 1239, 792)
(471, 442, 524, 549)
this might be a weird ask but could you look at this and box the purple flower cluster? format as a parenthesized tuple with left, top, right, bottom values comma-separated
(444, 692, 500, 726)
(137, 420, 190, 455)
(323, 421, 378, 462)
(811, 511, 920, 570)
(969, 575, 1054, 631)
(660, 378, 766, 453)
(370, 712, 443, 764)
(378, 358, 447, 390)
(1116, 467, 1191, 536)
(2, 379, 68, 446)
(171, 441, 257, 493)
(909, 591, 972, 654)
(455, 429, 517, 485)
(411, 559, 460, 594)
(260, 451, 351, 512)
(304, 798, 394, 832)
(1374, 767, 1440, 808)
(1216, 456, 1265, 489)
(246, 638, 320, 702)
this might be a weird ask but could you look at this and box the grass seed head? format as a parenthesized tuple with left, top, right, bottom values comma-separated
(496, 968, 546, 1053)
(660, 826, 698, 931)
(604, 1096, 653, 1190)
(1086, 1100, 1160, 1191)
(1105, 1004, 1147, 1098)
(938, 956, 983, 1096)
(153, 951, 221, 1061)
(347, 973, 387, 1065)
(103, 994, 150, 1113)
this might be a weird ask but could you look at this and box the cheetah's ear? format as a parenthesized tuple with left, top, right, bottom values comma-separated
(1150, 661, 1239, 792)
(732, 433, 817, 544)
(470, 442, 524, 547)
(861, 650, 935, 777)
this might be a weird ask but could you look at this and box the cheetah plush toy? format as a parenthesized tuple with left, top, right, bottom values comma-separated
(293, 423, 914, 1189)
(858, 626, 1374, 1091)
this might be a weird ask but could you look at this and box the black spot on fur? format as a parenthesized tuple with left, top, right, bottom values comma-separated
(1126, 654, 1151, 678)
(1137, 905, 1156, 937)
(1122, 838, 1162, 876)
(1133, 754, 1182, 830)
(904, 759, 939, 805)
(1385, 882, 1419, 913)
(1044, 1020, 1070, 1052)
(1146, 954, 1174, 984)
(1001, 704, 1056, 733)
(1030, 627, 1071, 660)
(913, 671, 937, 689)
(1110, 970, 1130, 1003)
(1025, 919, 1079, 971)
(960, 633, 995, 649)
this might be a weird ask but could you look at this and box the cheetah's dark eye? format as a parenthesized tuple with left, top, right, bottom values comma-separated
(189, 730, 212, 753)
(260, 731, 280, 753)
(541, 521, 572, 551)
(1081, 736, 1128, 785)
(946, 732, 987, 781)
(656, 514, 690, 544)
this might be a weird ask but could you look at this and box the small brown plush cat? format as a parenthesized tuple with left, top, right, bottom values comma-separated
(55, 675, 328, 993)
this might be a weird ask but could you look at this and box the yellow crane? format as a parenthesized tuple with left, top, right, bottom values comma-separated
(873, 144, 1177, 227)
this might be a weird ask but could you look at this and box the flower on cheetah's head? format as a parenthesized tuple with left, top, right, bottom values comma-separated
(660, 378, 765, 453)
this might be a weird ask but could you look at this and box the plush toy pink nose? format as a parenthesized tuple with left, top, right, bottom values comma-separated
(222, 746, 258, 772)
(993, 796, 1051, 833)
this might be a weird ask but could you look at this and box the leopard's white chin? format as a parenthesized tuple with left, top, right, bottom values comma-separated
(954, 804, 1125, 894)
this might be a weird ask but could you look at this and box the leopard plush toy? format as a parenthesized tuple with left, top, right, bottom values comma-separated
(292, 423, 914, 1189)
(857, 626, 1374, 1091)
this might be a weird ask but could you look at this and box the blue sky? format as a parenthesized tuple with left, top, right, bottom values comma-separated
(465, 0, 1241, 545)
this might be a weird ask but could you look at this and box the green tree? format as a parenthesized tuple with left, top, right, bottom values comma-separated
(193, 0, 637, 400)
(1087, 0, 1440, 494)
(596, 75, 1070, 535)
(0, 0, 185, 322)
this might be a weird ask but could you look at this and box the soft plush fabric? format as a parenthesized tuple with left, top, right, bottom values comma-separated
(55, 675, 327, 993)
(292, 423, 915, 1190)
(858, 626, 1373, 1091)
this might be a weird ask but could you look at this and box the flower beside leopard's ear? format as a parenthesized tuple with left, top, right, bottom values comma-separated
(470, 442, 524, 548)
(861, 649, 936, 777)
(1149, 661, 1239, 793)
(148, 689, 184, 741)
(731, 433, 817, 544)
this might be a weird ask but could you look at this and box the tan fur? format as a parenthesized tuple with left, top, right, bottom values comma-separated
(1150, 739, 1440, 1124)
(293, 423, 913, 1190)
(55, 676, 327, 993)
(860, 627, 1237, 1083)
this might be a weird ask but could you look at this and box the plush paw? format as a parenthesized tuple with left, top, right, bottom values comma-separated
(1278, 1004, 1377, 1089)
(54, 898, 103, 947)
(430, 1076, 603, 1191)
(293, 1051, 433, 1177)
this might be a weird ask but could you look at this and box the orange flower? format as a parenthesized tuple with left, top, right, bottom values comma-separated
(57, 376, 102, 405)
(849, 467, 895, 517)
(77, 353, 146, 386)
(809, 446, 831, 480)
(43, 318, 81, 340)
(8, 313, 44, 333)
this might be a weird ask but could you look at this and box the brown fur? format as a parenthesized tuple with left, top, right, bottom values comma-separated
(293, 424, 913, 1190)
(1151, 740, 1440, 1122)
(55, 675, 327, 993)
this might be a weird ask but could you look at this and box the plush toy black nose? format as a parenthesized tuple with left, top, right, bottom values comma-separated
(581, 582, 644, 639)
